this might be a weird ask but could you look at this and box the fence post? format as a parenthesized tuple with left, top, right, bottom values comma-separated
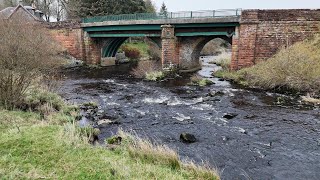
(191, 11, 193, 18)
(171, 12, 173, 19)
(213, 10, 215, 17)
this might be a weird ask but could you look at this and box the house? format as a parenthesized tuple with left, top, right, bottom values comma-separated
(0, 4, 44, 21)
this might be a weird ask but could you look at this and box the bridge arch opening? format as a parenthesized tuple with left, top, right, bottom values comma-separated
(179, 36, 232, 71)
(101, 37, 162, 60)
(102, 38, 128, 58)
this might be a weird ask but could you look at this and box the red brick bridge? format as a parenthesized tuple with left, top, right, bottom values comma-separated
(47, 9, 320, 71)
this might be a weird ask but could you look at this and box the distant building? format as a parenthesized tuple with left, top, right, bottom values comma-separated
(0, 4, 44, 21)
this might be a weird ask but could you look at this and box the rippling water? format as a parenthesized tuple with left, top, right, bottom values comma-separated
(59, 57, 320, 180)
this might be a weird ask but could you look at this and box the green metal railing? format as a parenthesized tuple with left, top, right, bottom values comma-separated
(82, 9, 242, 23)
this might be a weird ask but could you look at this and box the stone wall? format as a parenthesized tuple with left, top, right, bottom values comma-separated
(231, 9, 320, 70)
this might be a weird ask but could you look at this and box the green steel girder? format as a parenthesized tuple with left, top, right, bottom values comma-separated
(90, 33, 160, 38)
(91, 31, 233, 38)
(83, 22, 239, 32)
(175, 31, 234, 36)
(109, 38, 127, 57)
(102, 39, 115, 57)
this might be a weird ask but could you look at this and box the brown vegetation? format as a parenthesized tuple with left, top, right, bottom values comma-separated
(0, 18, 62, 108)
(121, 45, 141, 60)
(131, 60, 161, 78)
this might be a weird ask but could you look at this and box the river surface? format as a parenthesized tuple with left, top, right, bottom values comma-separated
(59, 56, 320, 180)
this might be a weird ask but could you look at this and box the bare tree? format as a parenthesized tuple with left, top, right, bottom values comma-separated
(0, 18, 61, 108)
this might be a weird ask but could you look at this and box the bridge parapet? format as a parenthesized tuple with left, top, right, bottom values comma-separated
(82, 9, 242, 24)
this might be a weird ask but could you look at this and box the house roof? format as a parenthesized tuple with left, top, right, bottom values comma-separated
(0, 7, 15, 18)
(0, 5, 43, 21)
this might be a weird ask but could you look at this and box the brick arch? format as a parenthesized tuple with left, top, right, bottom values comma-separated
(178, 36, 232, 71)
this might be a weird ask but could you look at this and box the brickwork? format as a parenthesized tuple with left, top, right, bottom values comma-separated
(232, 9, 320, 70)
(46, 20, 85, 61)
(161, 25, 178, 68)
(83, 33, 103, 65)
(49, 28, 84, 60)
(47, 20, 104, 64)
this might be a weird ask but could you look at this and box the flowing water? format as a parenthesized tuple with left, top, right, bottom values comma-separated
(59, 56, 320, 180)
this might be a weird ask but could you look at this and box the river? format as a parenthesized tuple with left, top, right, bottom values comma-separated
(59, 56, 320, 180)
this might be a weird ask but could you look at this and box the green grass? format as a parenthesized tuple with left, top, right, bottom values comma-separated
(120, 42, 149, 57)
(145, 71, 165, 81)
(0, 108, 219, 179)
(189, 75, 214, 87)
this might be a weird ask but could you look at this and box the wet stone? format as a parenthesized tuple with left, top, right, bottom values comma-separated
(244, 114, 258, 119)
(208, 90, 225, 97)
(180, 133, 197, 143)
(223, 113, 238, 120)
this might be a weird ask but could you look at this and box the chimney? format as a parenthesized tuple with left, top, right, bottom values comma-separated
(31, 2, 36, 9)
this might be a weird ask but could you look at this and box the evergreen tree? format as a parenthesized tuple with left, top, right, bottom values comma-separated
(144, 0, 155, 13)
(69, 0, 147, 18)
(159, 2, 167, 17)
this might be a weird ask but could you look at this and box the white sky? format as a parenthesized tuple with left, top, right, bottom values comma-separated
(153, 0, 320, 11)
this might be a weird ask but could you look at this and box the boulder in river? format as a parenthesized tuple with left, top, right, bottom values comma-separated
(223, 113, 238, 120)
(180, 133, 197, 143)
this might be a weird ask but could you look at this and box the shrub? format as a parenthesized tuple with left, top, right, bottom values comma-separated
(0, 18, 61, 109)
(121, 45, 141, 60)
(145, 71, 165, 81)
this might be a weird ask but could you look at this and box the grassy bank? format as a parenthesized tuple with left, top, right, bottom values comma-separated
(0, 102, 219, 179)
(214, 35, 320, 100)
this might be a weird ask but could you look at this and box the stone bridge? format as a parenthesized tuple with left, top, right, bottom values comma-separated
(48, 9, 320, 71)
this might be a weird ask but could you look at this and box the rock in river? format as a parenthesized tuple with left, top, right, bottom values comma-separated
(223, 113, 238, 120)
(180, 133, 197, 143)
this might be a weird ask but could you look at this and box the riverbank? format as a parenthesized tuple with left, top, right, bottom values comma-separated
(0, 99, 219, 179)
(214, 35, 320, 105)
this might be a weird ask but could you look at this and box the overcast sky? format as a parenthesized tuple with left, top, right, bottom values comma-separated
(153, 0, 320, 12)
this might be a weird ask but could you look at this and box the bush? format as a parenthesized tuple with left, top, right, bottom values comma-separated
(145, 71, 165, 81)
(121, 45, 141, 60)
(0, 18, 61, 109)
